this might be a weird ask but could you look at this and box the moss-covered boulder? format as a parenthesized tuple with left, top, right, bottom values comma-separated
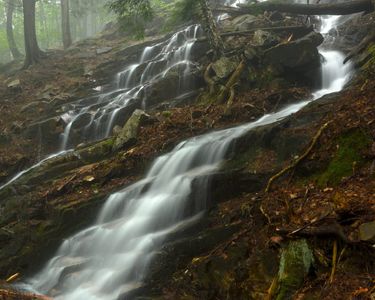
(274, 239, 314, 300)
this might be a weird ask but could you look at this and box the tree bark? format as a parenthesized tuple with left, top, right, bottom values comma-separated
(216, 0, 374, 16)
(6, 1, 22, 59)
(199, 0, 225, 58)
(61, 0, 72, 49)
(23, 0, 44, 68)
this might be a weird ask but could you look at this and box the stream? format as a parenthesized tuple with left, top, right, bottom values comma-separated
(13, 7, 353, 300)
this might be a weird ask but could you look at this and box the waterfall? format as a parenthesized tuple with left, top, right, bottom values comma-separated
(23, 13, 353, 300)
(60, 24, 203, 150)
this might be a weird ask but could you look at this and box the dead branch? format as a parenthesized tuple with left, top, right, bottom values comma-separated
(218, 59, 246, 104)
(265, 121, 332, 193)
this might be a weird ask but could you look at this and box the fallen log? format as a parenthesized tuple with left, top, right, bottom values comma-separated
(215, 0, 374, 16)
(0, 287, 52, 300)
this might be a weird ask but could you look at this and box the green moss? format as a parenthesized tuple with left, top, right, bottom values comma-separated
(161, 110, 173, 118)
(363, 44, 375, 71)
(317, 129, 371, 187)
(275, 239, 314, 300)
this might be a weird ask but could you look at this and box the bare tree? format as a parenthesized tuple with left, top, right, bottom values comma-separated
(199, 0, 225, 58)
(6, 0, 22, 59)
(23, 0, 44, 68)
(61, 0, 72, 49)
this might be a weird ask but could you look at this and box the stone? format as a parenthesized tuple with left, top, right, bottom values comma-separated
(211, 56, 240, 79)
(251, 30, 280, 48)
(96, 47, 113, 55)
(113, 109, 150, 151)
(359, 221, 375, 242)
(21, 101, 52, 114)
(276, 239, 314, 300)
(264, 31, 324, 69)
(7, 79, 21, 90)
(112, 125, 122, 136)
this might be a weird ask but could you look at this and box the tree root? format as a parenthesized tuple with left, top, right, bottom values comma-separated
(204, 63, 215, 95)
(218, 59, 245, 104)
(276, 222, 348, 243)
(265, 121, 332, 193)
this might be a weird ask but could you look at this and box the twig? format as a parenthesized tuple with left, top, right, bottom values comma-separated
(265, 121, 332, 193)
(329, 240, 338, 284)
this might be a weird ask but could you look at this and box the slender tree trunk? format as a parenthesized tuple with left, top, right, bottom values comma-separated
(61, 0, 72, 49)
(199, 0, 225, 58)
(6, 1, 22, 59)
(23, 0, 44, 68)
(39, 0, 50, 48)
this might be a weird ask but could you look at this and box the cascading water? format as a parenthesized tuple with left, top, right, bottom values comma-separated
(60, 24, 202, 150)
(25, 14, 353, 300)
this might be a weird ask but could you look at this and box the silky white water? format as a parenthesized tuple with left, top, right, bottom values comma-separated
(20, 13, 351, 300)
(59, 24, 202, 150)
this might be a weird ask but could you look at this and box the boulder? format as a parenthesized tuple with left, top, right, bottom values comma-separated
(359, 221, 375, 242)
(211, 56, 240, 79)
(264, 31, 324, 69)
(20, 101, 52, 114)
(274, 239, 314, 299)
(96, 47, 113, 55)
(113, 109, 150, 151)
(251, 30, 280, 48)
(7, 79, 21, 90)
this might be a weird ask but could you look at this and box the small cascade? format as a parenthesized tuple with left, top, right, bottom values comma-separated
(26, 13, 354, 300)
(60, 24, 203, 150)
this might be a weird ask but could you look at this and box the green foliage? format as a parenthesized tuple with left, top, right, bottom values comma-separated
(165, 0, 200, 29)
(107, 0, 154, 38)
(317, 129, 371, 187)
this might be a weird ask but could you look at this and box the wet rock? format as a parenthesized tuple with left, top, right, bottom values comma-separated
(211, 56, 240, 79)
(359, 221, 375, 242)
(113, 109, 150, 151)
(7, 79, 21, 90)
(77, 138, 115, 163)
(251, 30, 280, 48)
(264, 31, 324, 69)
(96, 47, 113, 55)
(20, 101, 52, 114)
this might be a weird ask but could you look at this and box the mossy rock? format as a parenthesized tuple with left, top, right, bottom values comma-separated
(274, 239, 314, 300)
(317, 129, 371, 187)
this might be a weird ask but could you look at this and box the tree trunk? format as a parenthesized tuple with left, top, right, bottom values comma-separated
(6, 1, 22, 59)
(23, 0, 44, 68)
(61, 0, 72, 49)
(199, 0, 225, 58)
(235, 0, 374, 16)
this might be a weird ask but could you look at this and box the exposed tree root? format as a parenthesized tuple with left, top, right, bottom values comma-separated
(203, 63, 215, 95)
(276, 222, 348, 243)
(218, 59, 245, 104)
(265, 121, 332, 193)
